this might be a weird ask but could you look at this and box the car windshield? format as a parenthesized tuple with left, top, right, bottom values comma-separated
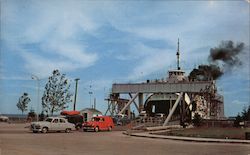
(45, 118, 53, 122)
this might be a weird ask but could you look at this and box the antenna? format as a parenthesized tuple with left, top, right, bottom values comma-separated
(176, 38, 180, 70)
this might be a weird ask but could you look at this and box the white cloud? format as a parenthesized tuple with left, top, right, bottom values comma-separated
(127, 47, 175, 80)
(89, 79, 113, 92)
(44, 39, 98, 65)
(115, 42, 156, 60)
(222, 87, 249, 96)
(1, 1, 99, 78)
(16, 1, 100, 43)
(232, 100, 248, 105)
(0, 75, 30, 81)
(105, 1, 249, 54)
(21, 51, 96, 78)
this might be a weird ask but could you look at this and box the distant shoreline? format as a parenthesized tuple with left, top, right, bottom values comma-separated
(1, 114, 27, 118)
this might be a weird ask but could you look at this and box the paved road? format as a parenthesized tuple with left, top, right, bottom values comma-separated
(0, 123, 250, 155)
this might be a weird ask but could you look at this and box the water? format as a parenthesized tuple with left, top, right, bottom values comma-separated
(1, 114, 27, 118)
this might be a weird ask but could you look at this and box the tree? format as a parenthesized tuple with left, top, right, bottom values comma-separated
(42, 69, 73, 115)
(247, 105, 250, 121)
(192, 113, 203, 127)
(233, 105, 250, 127)
(17, 92, 31, 115)
(241, 105, 250, 121)
(38, 111, 45, 121)
(27, 108, 37, 122)
(233, 113, 242, 127)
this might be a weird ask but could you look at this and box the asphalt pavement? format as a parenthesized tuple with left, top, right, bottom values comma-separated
(1, 123, 250, 155)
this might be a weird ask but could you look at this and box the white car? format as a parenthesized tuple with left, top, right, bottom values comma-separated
(139, 111, 148, 119)
(30, 117, 75, 133)
(0, 115, 9, 122)
(155, 113, 165, 118)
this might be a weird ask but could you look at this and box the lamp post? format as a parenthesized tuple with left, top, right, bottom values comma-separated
(31, 74, 40, 121)
(73, 78, 80, 111)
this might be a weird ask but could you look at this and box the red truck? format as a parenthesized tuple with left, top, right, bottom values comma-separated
(82, 116, 114, 132)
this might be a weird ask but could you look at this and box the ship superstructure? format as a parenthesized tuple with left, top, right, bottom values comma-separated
(106, 39, 224, 126)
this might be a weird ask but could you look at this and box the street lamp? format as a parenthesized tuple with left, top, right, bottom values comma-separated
(31, 74, 40, 121)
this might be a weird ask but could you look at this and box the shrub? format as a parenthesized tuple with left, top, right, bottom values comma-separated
(192, 113, 203, 127)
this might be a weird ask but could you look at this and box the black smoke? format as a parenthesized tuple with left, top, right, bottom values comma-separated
(189, 40, 245, 81)
(189, 65, 223, 81)
(209, 40, 244, 68)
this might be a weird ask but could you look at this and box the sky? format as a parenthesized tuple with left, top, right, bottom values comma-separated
(0, 0, 249, 117)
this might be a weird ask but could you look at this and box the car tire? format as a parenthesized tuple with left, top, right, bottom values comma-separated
(94, 126, 99, 132)
(42, 127, 48, 133)
(32, 131, 38, 133)
(75, 124, 82, 130)
(108, 126, 112, 131)
(65, 128, 71, 133)
(75, 125, 81, 130)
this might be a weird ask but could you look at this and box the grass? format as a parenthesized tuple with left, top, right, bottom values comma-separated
(156, 127, 250, 140)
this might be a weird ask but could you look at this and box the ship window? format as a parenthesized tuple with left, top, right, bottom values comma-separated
(152, 105, 155, 113)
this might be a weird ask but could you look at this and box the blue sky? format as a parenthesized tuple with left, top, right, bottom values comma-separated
(0, 0, 249, 116)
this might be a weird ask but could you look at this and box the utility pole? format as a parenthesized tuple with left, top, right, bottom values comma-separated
(89, 84, 93, 108)
(94, 97, 96, 109)
(73, 78, 80, 111)
(89, 91, 93, 108)
(31, 74, 40, 121)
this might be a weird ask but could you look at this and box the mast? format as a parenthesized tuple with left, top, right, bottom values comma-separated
(176, 38, 180, 70)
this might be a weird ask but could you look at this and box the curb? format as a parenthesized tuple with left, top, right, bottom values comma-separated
(123, 131, 250, 144)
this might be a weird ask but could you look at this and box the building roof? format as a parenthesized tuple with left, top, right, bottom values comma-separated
(60, 110, 80, 115)
(80, 108, 102, 114)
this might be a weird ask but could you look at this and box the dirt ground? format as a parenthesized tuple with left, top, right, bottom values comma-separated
(0, 123, 250, 155)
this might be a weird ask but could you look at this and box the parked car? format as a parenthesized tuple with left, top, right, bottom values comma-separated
(30, 117, 75, 133)
(82, 116, 114, 132)
(0, 115, 9, 122)
(155, 113, 165, 118)
(135, 111, 149, 123)
(113, 114, 130, 126)
(138, 111, 148, 119)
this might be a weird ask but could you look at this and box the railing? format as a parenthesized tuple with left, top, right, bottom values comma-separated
(112, 81, 214, 94)
(130, 117, 180, 129)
